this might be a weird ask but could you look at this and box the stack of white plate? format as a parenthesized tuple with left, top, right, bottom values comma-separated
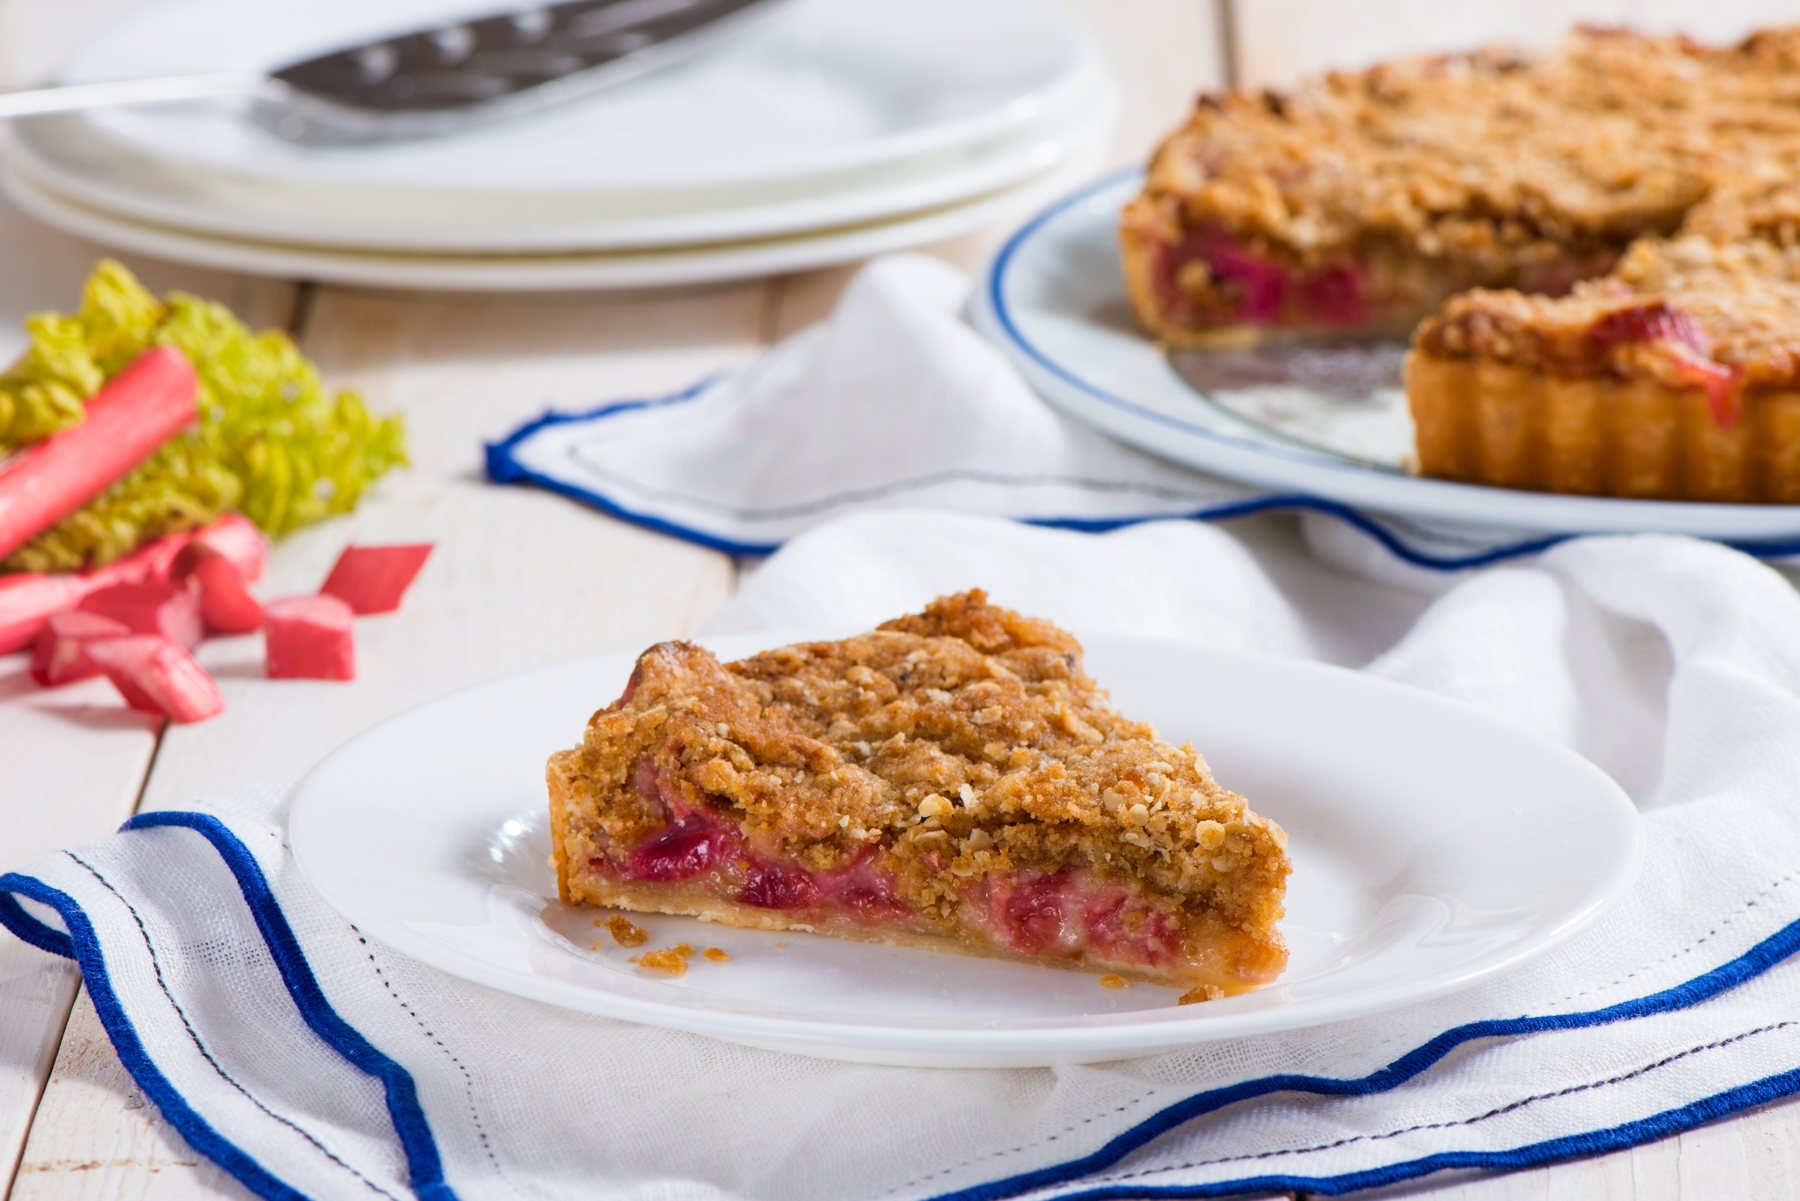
(3, 0, 1116, 290)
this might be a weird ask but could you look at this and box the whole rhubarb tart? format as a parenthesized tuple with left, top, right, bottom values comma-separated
(1122, 23, 1800, 502)
(545, 591, 1289, 996)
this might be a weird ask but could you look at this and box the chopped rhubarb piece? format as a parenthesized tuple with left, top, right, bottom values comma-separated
(0, 346, 198, 563)
(30, 610, 131, 686)
(86, 635, 224, 723)
(79, 581, 204, 650)
(171, 543, 263, 634)
(189, 513, 268, 583)
(0, 526, 214, 656)
(0, 573, 87, 656)
(264, 595, 355, 680)
(319, 543, 432, 615)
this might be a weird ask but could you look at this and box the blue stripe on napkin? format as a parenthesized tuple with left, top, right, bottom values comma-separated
(0, 814, 458, 1201)
(8, 816, 1800, 1201)
(485, 385, 1800, 572)
(484, 385, 1578, 571)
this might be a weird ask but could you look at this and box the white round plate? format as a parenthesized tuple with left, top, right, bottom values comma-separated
(970, 172, 1800, 544)
(288, 630, 1641, 1068)
(2, 131, 1103, 291)
(7, 81, 1116, 252)
(54, 0, 1097, 197)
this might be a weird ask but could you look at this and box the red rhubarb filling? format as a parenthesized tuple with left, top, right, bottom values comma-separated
(587, 757, 1204, 976)
(588, 759, 914, 928)
(1589, 300, 1743, 425)
(965, 867, 1190, 973)
(1155, 223, 1370, 330)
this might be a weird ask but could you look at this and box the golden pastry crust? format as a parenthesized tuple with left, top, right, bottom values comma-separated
(547, 590, 1290, 992)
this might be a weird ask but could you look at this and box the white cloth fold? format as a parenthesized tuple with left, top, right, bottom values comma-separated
(491, 256, 1252, 549)
(485, 255, 1558, 569)
(10, 512, 1800, 1200)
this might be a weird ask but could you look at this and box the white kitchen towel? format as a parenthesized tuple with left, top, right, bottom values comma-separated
(484, 254, 1574, 572)
(9, 510, 1800, 1201)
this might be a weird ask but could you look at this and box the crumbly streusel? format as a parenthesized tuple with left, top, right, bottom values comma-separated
(546, 591, 1291, 990)
(1123, 25, 1800, 344)
(1414, 235, 1800, 394)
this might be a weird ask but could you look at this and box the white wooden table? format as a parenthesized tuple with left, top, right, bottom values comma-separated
(3, 1, 1799, 1198)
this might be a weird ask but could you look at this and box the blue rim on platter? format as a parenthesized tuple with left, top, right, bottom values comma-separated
(971, 170, 1800, 555)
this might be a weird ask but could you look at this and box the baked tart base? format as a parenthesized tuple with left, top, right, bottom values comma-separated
(1407, 355, 1800, 503)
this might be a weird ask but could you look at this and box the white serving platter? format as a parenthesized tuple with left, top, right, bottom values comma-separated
(61, 0, 1093, 188)
(8, 78, 1114, 252)
(970, 172, 1800, 545)
(2, 127, 1105, 291)
(288, 630, 1641, 1068)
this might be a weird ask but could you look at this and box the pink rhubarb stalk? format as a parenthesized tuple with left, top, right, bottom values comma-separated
(0, 345, 198, 563)
(187, 512, 268, 583)
(171, 543, 263, 634)
(0, 513, 266, 655)
(79, 580, 204, 650)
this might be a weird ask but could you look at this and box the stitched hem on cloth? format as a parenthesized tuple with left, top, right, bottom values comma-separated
(6, 813, 1800, 1201)
(482, 375, 1800, 571)
(0, 812, 458, 1201)
(996, 1064, 1800, 1200)
(907, 911, 1800, 1201)
(482, 384, 1573, 571)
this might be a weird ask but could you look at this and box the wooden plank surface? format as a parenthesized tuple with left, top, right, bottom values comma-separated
(7, 280, 752, 1199)
(0, 196, 296, 1193)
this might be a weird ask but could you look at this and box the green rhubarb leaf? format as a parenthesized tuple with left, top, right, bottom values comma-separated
(1, 261, 406, 573)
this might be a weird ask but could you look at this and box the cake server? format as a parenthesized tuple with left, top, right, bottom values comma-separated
(0, 0, 792, 142)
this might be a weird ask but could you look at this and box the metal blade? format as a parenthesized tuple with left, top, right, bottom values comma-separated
(260, 0, 791, 142)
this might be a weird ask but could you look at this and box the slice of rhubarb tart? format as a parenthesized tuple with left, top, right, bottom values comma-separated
(546, 591, 1290, 995)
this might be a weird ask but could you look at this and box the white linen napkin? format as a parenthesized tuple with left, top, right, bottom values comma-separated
(484, 254, 1568, 571)
(9, 510, 1800, 1201)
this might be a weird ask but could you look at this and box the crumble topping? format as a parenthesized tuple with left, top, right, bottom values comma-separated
(635, 944, 695, 976)
(1180, 985, 1226, 1005)
(1413, 234, 1800, 406)
(1129, 27, 1800, 275)
(551, 591, 1286, 933)
(1125, 24, 1800, 354)
(546, 591, 1290, 990)
(601, 914, 648, 947)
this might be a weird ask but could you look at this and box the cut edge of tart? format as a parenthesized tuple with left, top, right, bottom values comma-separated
(1405, 235, 1800, 502)
(546, 591, 1290, 995)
